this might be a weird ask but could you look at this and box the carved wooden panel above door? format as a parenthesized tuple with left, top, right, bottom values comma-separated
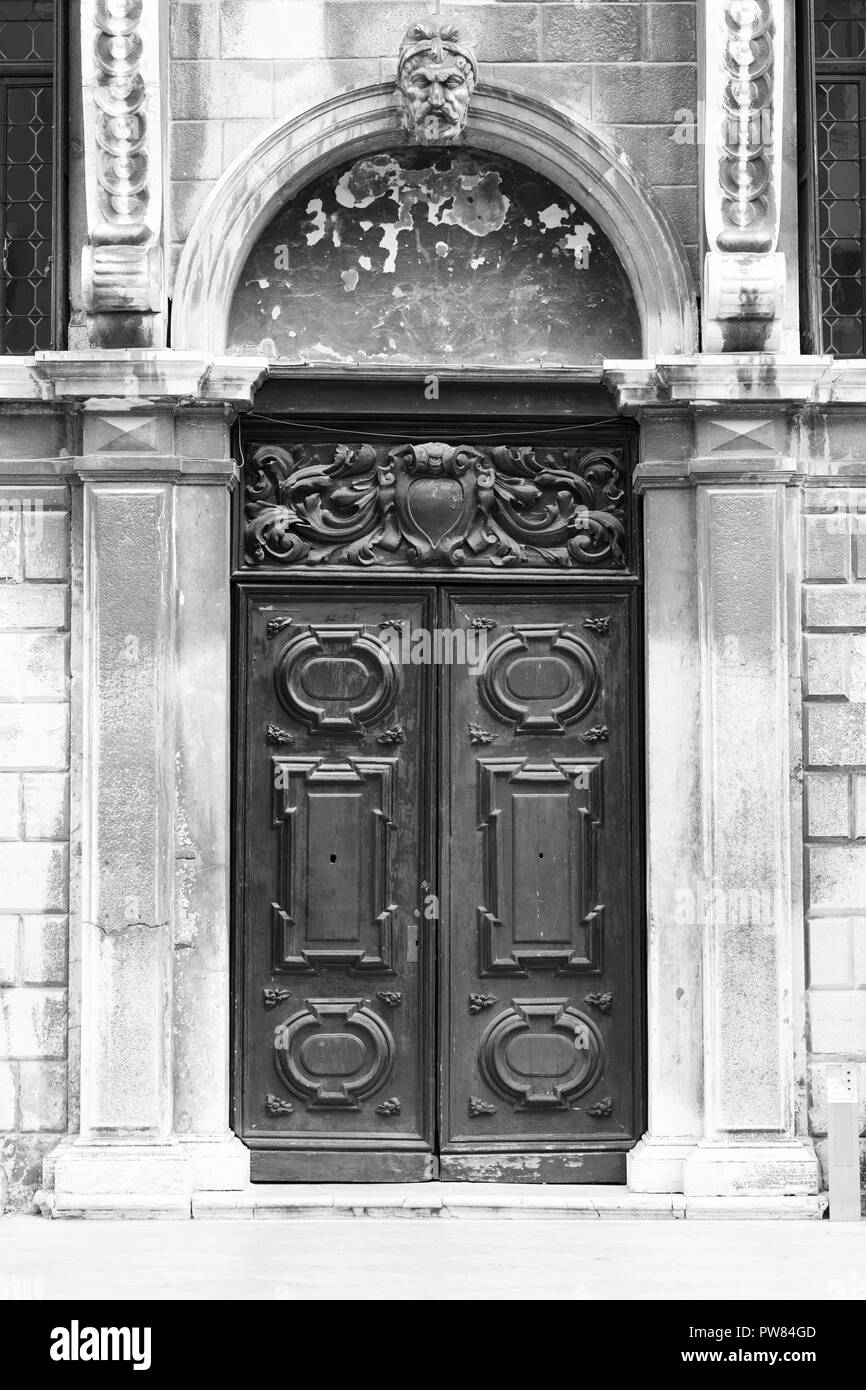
(240, 437, 631, 573)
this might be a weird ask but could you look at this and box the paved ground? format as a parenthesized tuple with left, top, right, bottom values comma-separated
(1, 1215, 864, 1300)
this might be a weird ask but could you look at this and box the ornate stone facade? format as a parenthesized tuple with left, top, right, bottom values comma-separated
(0, 0, 861, 1218)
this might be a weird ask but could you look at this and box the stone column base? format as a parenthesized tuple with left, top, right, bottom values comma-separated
(36, 1135, 250, 1218)
(627, 1136, 698, 1193)
(683, 1140, 821, 1199)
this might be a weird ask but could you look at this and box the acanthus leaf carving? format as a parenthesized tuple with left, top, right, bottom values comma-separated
(265, 1094, 294, 1116)
(587, 1095, 613, 1118)
(263, 987, 292, 1010)
(585, 992, 613, 1015)
(376, 723, 405, 746)
(376, 990, 402, 1008)
(375, 1097, 401, 1116)
(468, 1096, 497, 1117)
(468, 723, 498, 746)
(243, 442, 628, 572)
(469, 992, 498, 1014)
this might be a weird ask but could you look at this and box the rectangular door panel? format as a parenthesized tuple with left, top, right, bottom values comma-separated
(440, 588, 641, 1182)
(236, 585, 436, 1181)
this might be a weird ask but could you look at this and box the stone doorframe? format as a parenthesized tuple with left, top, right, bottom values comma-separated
(33, 50, 822, 1212)
(23, 350, 822, 1217)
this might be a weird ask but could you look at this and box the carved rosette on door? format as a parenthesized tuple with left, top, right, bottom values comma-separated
(236, 429, 641, 1184)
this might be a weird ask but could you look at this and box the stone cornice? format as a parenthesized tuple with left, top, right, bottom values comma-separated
(5, 353, 866, 416)
(74, 457, 240, 486)
(633, 457, 801, 492)
(603, 357, 849, 410)
(0, 353, 269, 407)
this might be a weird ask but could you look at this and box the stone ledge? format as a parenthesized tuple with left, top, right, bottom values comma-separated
(7, 353, 866, 414)
(192, 1184, 686, 1219)
(605, 356, 851, 409)
(0, 353, 269, 408)
(38, 1192, 193, 1219)
(187, 1184, 828, 1221)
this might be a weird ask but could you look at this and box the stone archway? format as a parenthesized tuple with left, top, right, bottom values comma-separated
(171, 81, 697, 359)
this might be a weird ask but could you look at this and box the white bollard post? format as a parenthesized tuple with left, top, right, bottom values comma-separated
(827, 1064, 862, 1222)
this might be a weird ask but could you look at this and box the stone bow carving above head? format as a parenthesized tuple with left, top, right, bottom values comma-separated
(397, 20, 478, 145)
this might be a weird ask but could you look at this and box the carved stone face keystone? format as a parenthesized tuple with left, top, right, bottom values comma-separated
(397, 21, 477, 144)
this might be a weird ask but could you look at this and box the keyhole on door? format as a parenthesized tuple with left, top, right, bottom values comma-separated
(330, 853, 337, 864)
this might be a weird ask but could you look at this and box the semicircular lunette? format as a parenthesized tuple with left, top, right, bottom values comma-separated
(226, 147, 642, 366)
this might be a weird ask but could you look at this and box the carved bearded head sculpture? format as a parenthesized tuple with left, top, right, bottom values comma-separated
(397, 21, 478, 144)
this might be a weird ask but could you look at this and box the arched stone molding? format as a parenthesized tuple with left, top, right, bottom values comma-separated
(171, 82, 697, 359)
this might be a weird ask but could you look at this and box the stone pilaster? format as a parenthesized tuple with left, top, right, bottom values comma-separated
(37, 355, 264, 1215)
(79, 0, 169, 348)
(699, 1, 792, 352)
(609, 367, 821, 1209)
(627, 414, 704, 1195)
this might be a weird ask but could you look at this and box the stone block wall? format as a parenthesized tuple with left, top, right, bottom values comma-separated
(0, 482, 71, 1211)
(168, 0, 700, 293)
(802, 488, 866, 1188)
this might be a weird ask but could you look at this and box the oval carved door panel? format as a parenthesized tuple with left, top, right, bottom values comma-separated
(479, 625, 600, 732)
(274, 624, 400, 733)
(479, 1000, 603, 1109)
(274, 1000, 395, 1109)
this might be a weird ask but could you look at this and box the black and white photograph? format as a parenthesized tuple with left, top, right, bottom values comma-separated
(0, 0, 864, 1352)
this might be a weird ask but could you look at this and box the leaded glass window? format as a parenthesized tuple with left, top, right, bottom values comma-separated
(0, 0, 57, 355)
(814, 3, 866, 354)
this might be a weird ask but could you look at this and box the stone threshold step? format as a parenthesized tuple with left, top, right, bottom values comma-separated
(190, 1185, 827, 1220)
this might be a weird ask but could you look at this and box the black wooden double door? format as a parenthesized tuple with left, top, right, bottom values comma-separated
(236, 583, 642, 1182)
